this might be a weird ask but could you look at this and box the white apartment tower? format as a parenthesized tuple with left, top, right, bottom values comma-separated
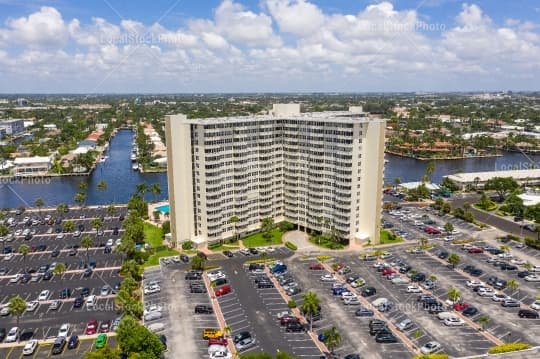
(165, 104, 386, 247)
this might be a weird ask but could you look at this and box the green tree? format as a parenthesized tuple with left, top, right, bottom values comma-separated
(417, 237, 428, 248)
(80, 235, 94, 263)
(107, 204, 117, 217)
(83, 345, 121, 359)
(191, 255, 206, 270)
(484, 177, 520, 202)
(301, 291, 320, 332)
(151, 183, 161, 202)
(56, 203, 68, 218)
(447, 287, 461, 302)
(393, 177, 402, 189)
(78, 181, 88, 191)
(121, 259, 142, 281)
(425, 161, 435, 182)
(74, 192, 87, 207)
(34, 197, 45, 217)
(507, 279, 519, 298)
(97, 180, 107, 192)
(91, 218, 104, 234)
(239, 354, 273, 359)
(444, 222, 454, 233)
(261, 217, 275, 240)
(448, 253, 461, 268)
(53, 262, 67, 276)
(322, 326, 342, 354)
(0, 224, 9, 252)
(276, 353, 296, 359)
(18, 244, 30, 262)
(230, 215, 239, 242)
(478, 315, 490, 330)
(63, 220, 75, 232)
(136, 182, 149, 195)
(500, 244, 510, 253)
(8, 295, 27, 328)
(117, 316, 165, 358)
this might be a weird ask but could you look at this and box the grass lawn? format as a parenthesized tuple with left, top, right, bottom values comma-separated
(144, 222, 163, 247)
(242, 229, 283, 247)
(144, 248, 180, 267)
(378, 230, 405, 245)
(308, 236, 345, 250)
(208, 243, 241, 252)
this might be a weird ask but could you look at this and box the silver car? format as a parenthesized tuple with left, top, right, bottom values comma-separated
(235, 337, 256, 351)
(144, 311, 163, 322)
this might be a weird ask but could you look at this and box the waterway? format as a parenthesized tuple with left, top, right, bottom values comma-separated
(1, 130, 540, 208)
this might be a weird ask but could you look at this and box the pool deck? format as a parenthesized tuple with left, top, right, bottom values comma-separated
(148, 201, 170, 226)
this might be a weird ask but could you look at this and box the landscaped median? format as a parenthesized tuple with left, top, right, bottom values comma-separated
(488, 342, 532, 354)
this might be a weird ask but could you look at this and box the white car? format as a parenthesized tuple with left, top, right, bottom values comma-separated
(73, 231, 81, 237)
(38, 289, 50, 301)
(0, 306, 10, 316)
(466, 280, 484, 288)
(4, 253, 14, 261)
(56, 233, 64, 239)
(144, 304, 163, 315)
(26, 301, 39, 312)
(23, 339, 38, 356)
(208, 344, 228, 355)
(498, 253, 513, 259)
(9, 274, 22, 283)
(391, 277, 409, 285)
(144, 285, 161, 295)
(5, 327, 19, 342)
(100, 286, 111, 296)
(144, 310, 163, 321)
(492, 293, 511, 302)
(208, 271, 226, 282)
(406, 285, 421, 293)
(210, 351, 232, 359)
(477, 288, 495, 296)
(524, 274, 540, 282)
(510, 258, 525, 265)
(380, 253, 393, 259)
(343, 297, 361, 305)
(530, 301, 540, 310)
(320, 274, 336, 282)
(443, 316, 465, 326)
(436, 311, 454, 321)
(106, 238, 114, 246)
(341, 292, 357, 301)
(421, 341, 441, 354)
(58, 323, 70, 337)
(48, 300, 62, 311)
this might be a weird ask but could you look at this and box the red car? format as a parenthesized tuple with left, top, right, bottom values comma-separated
(309, 263, 324, 270)
(468, 247, 483, 254)
(333, 263, 345, 271)
(382, 268, 396, 276)
(208, 338, 228, 346)
(280, 315, 299, 326)
(85, 320, 98, 335)
(214, 285, 231, 297)
(453, 303, 470, 311)
(99, 320, 111, 333)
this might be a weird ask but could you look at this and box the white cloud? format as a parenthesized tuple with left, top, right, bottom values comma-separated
(0, 0, 539, 92)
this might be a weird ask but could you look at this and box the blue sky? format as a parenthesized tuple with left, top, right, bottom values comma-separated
(0, 0, 539, 92)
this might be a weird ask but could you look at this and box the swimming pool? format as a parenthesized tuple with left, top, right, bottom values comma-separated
(155, 204, 170, 214)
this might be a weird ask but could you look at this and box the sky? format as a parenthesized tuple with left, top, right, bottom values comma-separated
(0, 0, 539, 93)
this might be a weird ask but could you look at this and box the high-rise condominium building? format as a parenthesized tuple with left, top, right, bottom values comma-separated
(165, 104, 386, 247)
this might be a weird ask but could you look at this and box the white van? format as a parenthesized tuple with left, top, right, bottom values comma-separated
(372, 297, 389, 308)
(86, 295, 97, 309)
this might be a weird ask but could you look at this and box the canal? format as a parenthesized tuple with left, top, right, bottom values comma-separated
(1, 129, 540, 208)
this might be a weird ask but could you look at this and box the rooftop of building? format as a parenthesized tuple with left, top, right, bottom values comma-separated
(13, 156, 51, 164)
(446, 168, 540, 183)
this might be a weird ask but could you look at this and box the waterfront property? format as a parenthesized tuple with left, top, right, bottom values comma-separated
(165, 104, 386, 247)
(445, 168, 540, 189)
(13, 156, 52, 176)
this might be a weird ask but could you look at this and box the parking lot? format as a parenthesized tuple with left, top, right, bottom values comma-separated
(0, 337, 117, 359)
(0, 206, 126, 356)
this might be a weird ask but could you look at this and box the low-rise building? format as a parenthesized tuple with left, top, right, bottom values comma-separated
(13, 156, 52, 176)
(0, 119, 25, 135)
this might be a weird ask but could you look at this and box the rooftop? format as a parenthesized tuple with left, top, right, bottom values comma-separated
(13, 156, 51, 165)
(446, 168, 540, 183)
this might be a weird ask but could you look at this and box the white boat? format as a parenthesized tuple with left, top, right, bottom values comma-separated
(131, 153, 137, 161)
(132, 163, 139, 171)
(99, 156, 108, 163)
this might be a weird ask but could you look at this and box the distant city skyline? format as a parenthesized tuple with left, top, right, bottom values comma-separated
(0, 0, 539, 93)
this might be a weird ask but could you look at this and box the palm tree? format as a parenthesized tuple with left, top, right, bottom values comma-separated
(429, 275, 437, 283)
(223, 325, 232, 338)
(80, 235, 94, 263)
(74, 192, 86, 207)
(322, 326, 342, 354)
(78, 181, 88, 192)
(97, 180, 107, 192)
(34, 198, 45, 217)
(18, 244, 30, 262)
(8, 295, 27, 328)
(301, 291, 320, 332)
(393, 177, 401, 189)
(56, 203, 68, 219)
(53, 262, 67, 276)
(91, 218, 104, 234)
(425, 161, 435, 182)
(500, 245, 510, 254)
(478, 315, 490, 330)
(230, 215, 239, 242)
(507, 279, 519, 298)
(151, 183, 161, 203)
(136, 182, 148, 195)
(447, 287, 460, 303)
(418, 237, 428, 248)
(524, 261, 533, 272)
(63, 220, 75, 233)
(473, 176, 480, 190)
(0, 224, 9, 252)
(448, 253, 461, 268)
(106, 204, 117, 218)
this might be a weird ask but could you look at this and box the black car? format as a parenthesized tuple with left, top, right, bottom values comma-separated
(286, 322, 305, 332)
(0, 327, 6, 342)
(119, 215, 125, 221)
(3, 246, 12, 254)
(411, 273, 426, 282)
(104, 246, 112, 254)
(470, 268, 483, 277)
(112, 282, 121, 294)
(60, 288, 71, 299)
(112, 227, 119, 235)
(375, 333, 398, 343)
(361, 287, 377, 297)
(194, 305, 213, 314)
(68, 248, 77, 256)
(159, 335, 167, 350)
(51, 249, 60, 257)
(81, 287, 90, 297)
(21, 273, 32, 283)
(185, 272, 202, 280)
(500, 263, 517, 271)
(518, 309, 539, 319)
(20, 329, 34, 341)
(51, 337, 66, 355)
(517, 271, 530, 278)
(223, 250, 233, 258)
(73, 296, 83, 308)
(68, 335, 79, 349)
(463, 265, 475, 273)
(37, 244, 47, 252)
(0, 268, 8, 275)
(248, 248, 259, 255)
(369, 325, 391, 336)
(258, 281, 274, 289)
(43, 271, 53, 281)
(494, 280, 507, 290)
(355, 307, 374, 317)
(190, 285, 206, 294)
(437, 251, 449, 259)
(234, 331, 251, 344)
(83, 268, 93, 277)
(462, 306, 478, 317)
(78, 224, 85, 231)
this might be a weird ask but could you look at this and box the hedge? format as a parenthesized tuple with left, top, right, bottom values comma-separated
(285, 241, 298, 251)
(316, 255, 332, 262)
(411, 354, 449, 359)
(488, 343, 531, 354)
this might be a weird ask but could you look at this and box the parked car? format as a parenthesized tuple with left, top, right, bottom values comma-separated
(51, 336, 66, 355)
(68, 335, 79, 349)
(23, 339, 38, 356)
(421, 341, 441, 354)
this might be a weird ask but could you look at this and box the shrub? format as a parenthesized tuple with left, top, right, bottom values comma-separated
(524, 237, 540, 250)
(411, 354, 449, 359)
(287, 300, 297, 308)
(279, 221, 295, 232)
(316, 255, 332, 262)
(181, 241, 194, 250)
(488, 343, 531, 354)
(285, 241, 298, 251)
(207, 243, 221, 250)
